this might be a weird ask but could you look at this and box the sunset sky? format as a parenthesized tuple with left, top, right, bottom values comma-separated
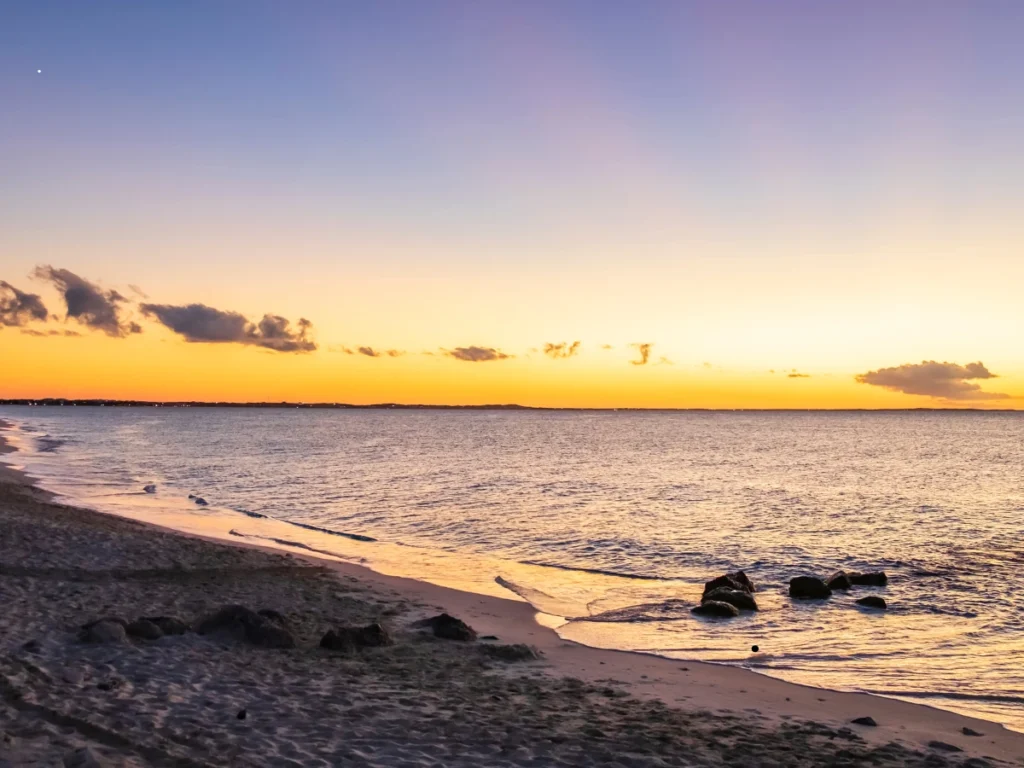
(2, 1, 1022, 408)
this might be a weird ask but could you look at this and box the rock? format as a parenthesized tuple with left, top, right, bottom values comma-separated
(702, 571, 756, 597)
(962, 726, 983, 736)
(751, 645, 759, 652)
(63, 747, 102, 768)
(789, 576, 832, 600)
(418, 613, 477, 641)
(691, 601, 740, 618)
(851, 716, 877, 727)
(193, 497, 208, 506)
(78, 619, 127, 644)
(848, 571, 888, 586)
(826, 571, 852, 590)
(354, 622, 392, 647)
(188, 494, 196, 499)
(126, 619, 163, 640)
(143, 484, 157, 494)
(479, 643, 540, 662)
(195, 605, 295, 648)
(480, 634, 499, 641)
(320, 623, 392, 651)
(257, 608, 287, 625)
(319, 629, 356, 652)
(236, 709, 247, 720)
(702, 587, 758, 611)
(928, 740, 962, 753)
(855, 596, 887, 610)
(143, 616, 188, 635)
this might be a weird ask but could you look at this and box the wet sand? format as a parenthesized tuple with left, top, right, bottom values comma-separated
(0, 425, 1020, 766)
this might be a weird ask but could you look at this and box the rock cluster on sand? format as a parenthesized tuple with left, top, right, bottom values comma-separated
(80, 614, 190, 644)
(319, 622, 393, 651)
(693, 571, 757, 618)
(195, 604, 296, 648)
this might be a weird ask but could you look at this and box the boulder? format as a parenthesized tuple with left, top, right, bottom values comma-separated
(355, 622, 392, 647)
(848, 571, 888, 586)
(319, 629, 356, 652)
(702, 587, 758, 611)
(195, 605, 295, 648)
(126, 619, 163, 640)
(851, 716, 877, 727)
(320, 622, 393, 651)
(480, 643, 540, 662)
(826, 571, 852, 590)
(789, 576, 832, 600)
(691, 601, 740, 618)
(79, 619, 127, 644)
(856, 596, 887, 610)
(143, 616, 188, 635)
(418, 613, 477, 641)
(193, 497, 208, 506)
(702, 571, 756, 597)
(143, 484, 157, 494)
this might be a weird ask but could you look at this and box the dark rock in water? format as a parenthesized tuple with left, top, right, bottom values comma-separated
(702, 587, 758, 611)
(848, 571, 888, 586)
(126, 619, 163, 640)
(195, 605, 295, 648)
(79, 619, 127, 644)
(751, 645, 759, 653)
(143, 484, 157, 494)
(691, 601, 740, 618)
(856, 596, 887, 610)
(703, 571, 756, 597)
(193, 497, 208, 506)
(826, 571, 852, 590)
(480, 643, 540, 662)
(416, 613, 478, 641)
(851, 716, 877, 727)
(789, 576, 832, 599)
(188, 494, 196, 499)
(144, 616, 188, 635)
(928, 740, 963, 753)
(320, 623, 393, 651)
(962, 726, 984, 737)
(237, 709, 247, 721)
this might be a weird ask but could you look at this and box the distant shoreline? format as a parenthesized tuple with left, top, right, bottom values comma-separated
(0, 398, 1020, 412)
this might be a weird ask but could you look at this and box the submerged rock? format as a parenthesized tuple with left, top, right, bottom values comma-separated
(855, 596, 887, 610)
(79, 619, 128, 644)
(195, 605, 295, 648)
(848, 571, 888, 586)
(702, 587, 758, 611)
(416, 613, 478, 641)
(691, 601, 740, 618)
(789, 576, 832, 600)
(826, 571, 852, 590)
(702, 571, 756, 597)
(126, 619, 163, 640)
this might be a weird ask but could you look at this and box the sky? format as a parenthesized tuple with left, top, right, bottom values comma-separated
(2, 1, 1022, 408)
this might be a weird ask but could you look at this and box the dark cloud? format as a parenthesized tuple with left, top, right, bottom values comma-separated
(356, 346, 405, 358)
(543, 341, 581, 360)
(855, 360, 1009, 401)
(788, 372, 811, 378)
(32, 266, 140, 337)
(139, 303, 317, 353)
(20, 329, 81, 338)
(0, 280, 48, 328)
(630, 343, 652, 366)
(444, 346, 511, 362)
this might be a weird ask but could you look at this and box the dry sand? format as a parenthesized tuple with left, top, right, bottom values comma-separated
(1, 427, 1021, 767)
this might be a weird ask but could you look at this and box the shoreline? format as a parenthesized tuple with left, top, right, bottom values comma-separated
(1, 422, 1021, 765)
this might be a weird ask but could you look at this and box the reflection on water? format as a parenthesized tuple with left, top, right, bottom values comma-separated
(2, 407, 1023, 730)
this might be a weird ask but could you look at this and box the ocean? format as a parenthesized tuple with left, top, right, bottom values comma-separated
(2, 406, 1022, 730)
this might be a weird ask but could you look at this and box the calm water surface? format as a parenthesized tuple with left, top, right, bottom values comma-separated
(2, 407, 1023, 729)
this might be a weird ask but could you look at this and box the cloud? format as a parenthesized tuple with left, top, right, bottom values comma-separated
(20, 329, 81, 337)
(855, 360, 1010, 401)
(356, 346, 405, 358)
(543, 341, 581, 360)
(630, 343, 652, 366)
(788, 372, 811, 378)
(139, 303, 316, 352)
(601, 344, 614, 350)
(444, 346, 511, 362)
(0, 280, 48, 328)
(657, 356, 674, 365)
(32, 265, 141, 337)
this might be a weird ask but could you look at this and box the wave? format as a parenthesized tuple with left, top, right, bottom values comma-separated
(519, 559, 672, 581)
(868, 690, 1024, 706)
(227, 529, 353, 561)
(230, 507, 269, 519)
(494, 576, 588, 618)
(576, 599, 695, 623)
(286, 520, 377, 543)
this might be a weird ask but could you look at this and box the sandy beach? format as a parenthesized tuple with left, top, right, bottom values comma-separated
(0, 429, 1020, 767)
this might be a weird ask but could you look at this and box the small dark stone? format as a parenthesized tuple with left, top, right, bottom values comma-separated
(143, 484, 157, 494)
(927, 740, 962, 753)
(691, 601, 740, 618)
(480, 635, 499, 641)
(126, 619, 163, 641)
(417, 613, 477, 641)
(789, 576, 832, 600)
(188, 494, 196, 499)
(962, 726, 983, 737)
(851, 716, 877, 727)
(193, 497, 208, 506)
(236, 709, 247, 720)
(826, 571, 852, 590)
(848, 571, 888, 586)
(751, 645, 759, 653)
(855, 596, 887, 610)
